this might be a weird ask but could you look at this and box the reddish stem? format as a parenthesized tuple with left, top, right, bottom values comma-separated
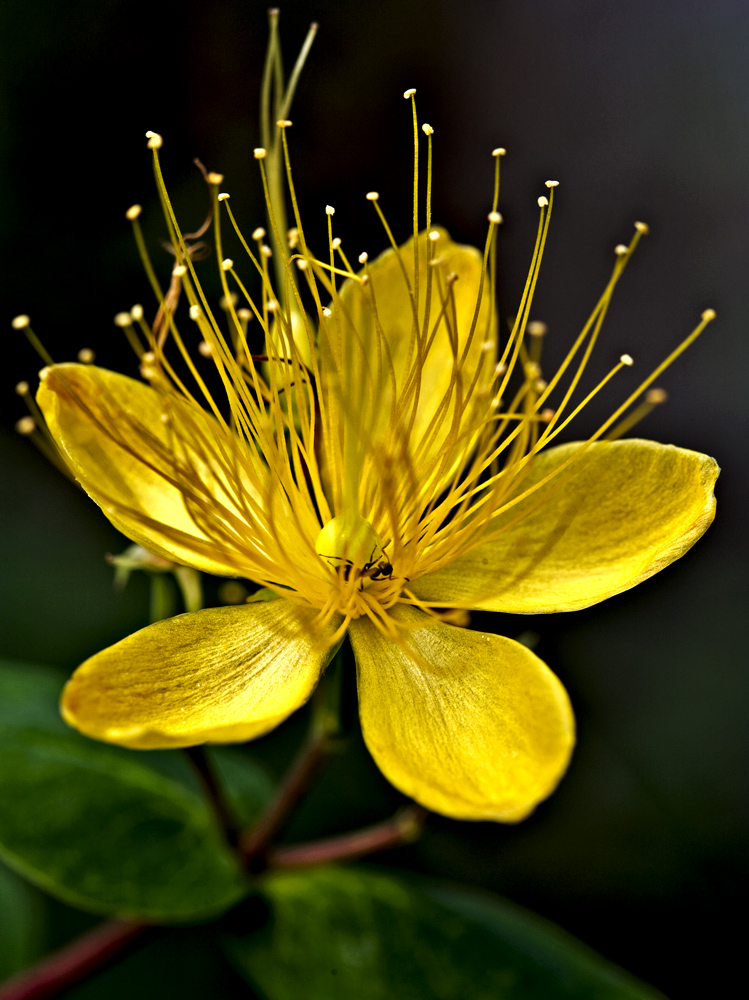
(239, 730, 330, 867)
(268, 805, 428, 868)
(0, 920, 152, 1000)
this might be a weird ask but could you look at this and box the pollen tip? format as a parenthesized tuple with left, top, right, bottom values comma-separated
(365, 191, 379, 201)
(296, 258, 309, 270)
(331, 236, 342, 249)
(189, 305, 201, 321)
(11, 314, 30, 330)
(237, 308, 253, 321)
(252, 227, 266, 240)
(77, 348, 95, 363)
(620, 353, 634, 366)
(38, 366, 51, 382)
(130, 304, 144, 321)
(253, 147, 267, 159)
(146, 131, 163, 149)
(221, 258, 234, 271)
(537, 196, 549, 208)
(701, 308, 716, 322)
(206, 171, 224, 185)
(527, 321, 547, 337)
(494, 362, 507, 376)
(217, 192, 230, 201)
(287, 227, 299, 248)
(266, 300, 278, 312)
(487, 211, 503, 224)
(646, 388, 668, 404)
(15, 380, 29, 396)
(276, 119, 293, 128)
(545, 179, 559, 188)
(358, 251, 368, 263)
(403, 88, 416, 98)
(325, 204, 335, 215)
(428, 230, 440, 241)
(492, 147, 506, 157)
(634, 221, 649, 234)
(422, 123, 434, 135)
(125, 204, 142, 220)
(198, 340, 213, 357)
(114, 311, 132, 327)
(322, 307, 332, 317)
(220, 293, 238, 310)
(172, 264, 187, 277)
(15, 416, 35, 435)
(614, 244, 628, 256)
(261, 244, 272, 258)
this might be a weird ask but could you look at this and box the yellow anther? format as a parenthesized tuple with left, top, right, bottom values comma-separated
(322, 307, 332, 317)
(366, 191, 379, 201)
(332, 237, 342, 249)
(494, 362, 507, 376)
(528, 321, 548, 336)
(615, 244, 628, 256)
(221, 258, 234, 271)
(15, 381, 29, 396)
(77, 348, 95, 363)
(146, 131, 163, 149)
(114, 312, 132, 327)
(487, 211, 503, 224)
(266, 300, 278, 312)
(189, 305, 201, 321)
(218, 192, 230, 201)
(252, 227, 266, 241)
(296, 258, 308, 270)
(237, 308, 253, 321)
(220, 293, 239, 309)
(422, 123, 434, 135)
(620, 354, 634, 366)
(261, 245, 273, 258)
(538, 196, 549, 208)
(125, 204, 142, 220)
(254, 148, 267, 159)
(646, 388, 668, 404)
(276, 119, 293, 128)
(701, 308, 716, 321)
(206, 172, 224, 185)
(287, 227, 299, 248)
(172, 264, 187, 277)
(428, 230, 440, 241)
(325, 205, 335, 215)
(545, 180, 559, 188)
(492, 147, 506, 157)
(130, 304, 144, 321)
(634, 221, 649, 234)
(403, 88, 416, 98)
(16, 416, 35, 435)
(198, 341, 213, 357)
(11, 315, 30, 329)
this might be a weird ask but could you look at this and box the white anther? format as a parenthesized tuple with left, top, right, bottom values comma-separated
(702, 308, 716, 322)
(490, 397, 501, 409)
(114, 312, 132, 327)
(446, 272, 459, 284)
(261, 245, 272, 257)
(296, 258, 308, 270)
(331, 237, 341, 249)
(220, 293, 238, 309)
(15, 381, 29, 396)
(403, 88, 416, 98)
(494, 362, 507, 376)
(254, 147, 267, 159)
(528, 321, 547, 337)
(620, 353, 634, 366)
(481, 340, 494, 351)
(172, 264, 187, 277)
(541, 408, 555, 423)
(366, 191, 379, 201)
(146, 131, 163, 149)
(322, 307, 332, 317)
(358, 252, 368, 264)
(237, 308, 253, 321)
(130, 304, 144, 322)
(538, 196, 549, 208)
(646, 388, 668, 404)
(142, 351, 156, 363)
(160, 413, 170, 423)
(276, 119, 292, 128)
(361, 275, 370, 286)
(16, 416, 35, 435)
(287, 227, 299, 248)
(487, 211, 503, 224)
(535, 378, 547, 392)
(218, 192, 230, 201)
(428, 230, 440, 241)
(221, 258, 234, 271)
(198, 341, 213, 358)
(615, 244, 628, 256)
(11, 314, 30, 329)
(252, 227, 266, 240)
(492, 147, 506, 157)
(38, 367, 51, 381)
(206, 172, 224, 185)
(266, 300, 278, 312)
(77, 348, 95, 363)
(325, 205, 335, 215)
(125, 204, 142, 220)
(545, 179, 559, 188)
(422, 123, 434, 135)
(189, 305, 201, 321)
(634, 221, 649, 234)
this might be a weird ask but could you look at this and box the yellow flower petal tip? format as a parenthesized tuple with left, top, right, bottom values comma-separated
(351, 606, 575, 822)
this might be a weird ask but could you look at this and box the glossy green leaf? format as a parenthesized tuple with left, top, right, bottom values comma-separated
(0, 660, 261, 921)
(0, 861, 43, 980)
(226, 867, 665, 999)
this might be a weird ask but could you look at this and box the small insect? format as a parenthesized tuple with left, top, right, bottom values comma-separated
(319, 546, 394, 584)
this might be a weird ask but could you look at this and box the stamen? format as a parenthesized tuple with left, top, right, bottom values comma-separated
(146, 131, 163, 149)
(77, 348, 95, 363)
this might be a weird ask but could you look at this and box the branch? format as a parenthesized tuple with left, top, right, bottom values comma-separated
(267, 805, 428, 868)
(185, 746, 240, 846)
(0, 920, 152, 1000)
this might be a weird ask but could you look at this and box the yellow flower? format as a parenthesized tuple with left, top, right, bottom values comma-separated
(34, 104, 717, 824)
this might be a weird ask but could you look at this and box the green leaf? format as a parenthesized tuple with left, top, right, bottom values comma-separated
(225, 867, 666, 1000)
(0, 660, 257, 921)
(0, 860, 43, 980)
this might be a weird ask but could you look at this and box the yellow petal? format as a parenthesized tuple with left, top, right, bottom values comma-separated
(38, 364, 262, 577)
(61, 600, 343, 749)
(349, 604, 574, 822)
(411, 439, 718, 613)
(320, 229, 496, 504)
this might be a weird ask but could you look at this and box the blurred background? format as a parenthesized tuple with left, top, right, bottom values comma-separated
(1, 1, 746, 996)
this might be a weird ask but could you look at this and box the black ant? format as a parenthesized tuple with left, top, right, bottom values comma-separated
(320, 547, 395, 585)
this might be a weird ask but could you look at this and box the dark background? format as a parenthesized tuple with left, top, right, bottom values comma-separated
(1, 1, 747, 996)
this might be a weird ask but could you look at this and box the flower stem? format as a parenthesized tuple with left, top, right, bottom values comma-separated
(184, 746, 240, 846)
(0, 920, 153, 1000)
(267, 805, 428, 868)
